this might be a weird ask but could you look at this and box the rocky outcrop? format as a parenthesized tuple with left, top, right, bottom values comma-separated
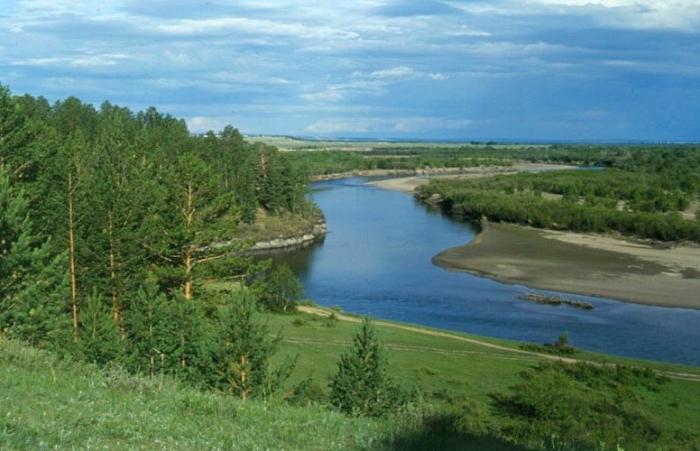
(250, 221, 327, 251)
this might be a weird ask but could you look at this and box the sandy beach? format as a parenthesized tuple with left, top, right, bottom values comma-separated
(433, 222, 700, 309)
(369, 163, 578, 192)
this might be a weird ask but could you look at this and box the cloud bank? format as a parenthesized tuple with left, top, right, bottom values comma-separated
(1, 0, 698, 140)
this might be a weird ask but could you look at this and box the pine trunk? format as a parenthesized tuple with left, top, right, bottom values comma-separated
(67, 171, 79, 341)
(183, 180, 194, 300)
(108, 209, 121, 325)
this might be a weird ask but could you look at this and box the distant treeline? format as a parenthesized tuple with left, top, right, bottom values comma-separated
(287, 143, 700, 176)
(286, 150, 509, 175)
(418, 147, 700, 242)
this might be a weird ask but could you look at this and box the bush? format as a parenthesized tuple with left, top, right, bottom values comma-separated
(253, 264, 303, 312)
(286, 376, 326, 407)
(492, 362, 665, 450)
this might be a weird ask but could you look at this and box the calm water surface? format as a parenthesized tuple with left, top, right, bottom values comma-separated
(275, 178, 700, 366)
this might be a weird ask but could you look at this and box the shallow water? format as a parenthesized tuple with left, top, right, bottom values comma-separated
(274, 177, 700, 366)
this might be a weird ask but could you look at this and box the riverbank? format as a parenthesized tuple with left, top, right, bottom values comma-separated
(368, 163, 577, 192)
(206, 207, 327, 253)
(309, 166, 479, 182)
(433, 221, 700, 309)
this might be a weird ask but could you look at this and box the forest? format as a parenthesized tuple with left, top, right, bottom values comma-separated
(2, 85, 700, 450)
(417, 148, 700, 242)
(0, 83, 316, 388)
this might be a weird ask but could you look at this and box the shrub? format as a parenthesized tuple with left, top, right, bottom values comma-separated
(492, 362, 664, 450)
(253, 264, 303, 312)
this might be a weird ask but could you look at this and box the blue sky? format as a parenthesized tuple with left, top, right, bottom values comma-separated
(1, 0, 699, 141)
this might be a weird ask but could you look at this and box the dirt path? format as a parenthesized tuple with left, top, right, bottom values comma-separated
(282, 337, 537, 363)
(297, 306, 700, 382)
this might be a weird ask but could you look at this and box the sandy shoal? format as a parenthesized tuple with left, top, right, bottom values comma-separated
(433, 222, 700, 309)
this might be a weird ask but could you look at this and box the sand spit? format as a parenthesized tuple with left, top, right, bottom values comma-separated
(433, 222, 700, 310)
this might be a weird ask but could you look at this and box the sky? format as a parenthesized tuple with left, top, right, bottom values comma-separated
(0, 0, 699, 141)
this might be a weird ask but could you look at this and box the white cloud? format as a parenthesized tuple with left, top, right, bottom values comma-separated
(304, 118, 373, 134)
(187, 116, 233, 133)
(391, 117, 472, 132)
(153, 17, 360, 40)
(304, 116, 473, 134)
(446, 25, 492, 37)
(300, 80, 386, 104)
(300, 86, 347, 103)
(527, 0, 700, 31)
(11, 53, 131, 67)
(369, 66, 416, 79)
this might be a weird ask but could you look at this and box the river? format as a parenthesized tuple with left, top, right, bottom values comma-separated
(274, 177, 700, 366)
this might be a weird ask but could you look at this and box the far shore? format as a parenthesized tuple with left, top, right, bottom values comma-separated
(310, 166, 482, 183)
(368, 163, 578, 192)
(433, 221, 700, 310)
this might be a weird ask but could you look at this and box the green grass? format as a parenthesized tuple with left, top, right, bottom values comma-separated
(3, 309, 700, 450)
(0, 338, 522, 450)
(269, 313, 527, 403)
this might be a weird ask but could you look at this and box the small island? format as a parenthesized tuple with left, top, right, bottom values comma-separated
(518, 293, 595, 310)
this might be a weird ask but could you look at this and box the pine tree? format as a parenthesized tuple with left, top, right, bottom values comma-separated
(123, 281, 181, 377)
(0, 84, 44, 183)
(215, 290, 294, 400)
(75, 290, 124, 365)
(234, 150, 259, 224)
(90, 103, 147, 326)
(0, 166, 69, 345)
(329, 317, 400, 417)
(141, 150, 239, 299)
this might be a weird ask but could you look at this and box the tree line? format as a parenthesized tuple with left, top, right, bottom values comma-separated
(417, 152, 700, 242)
(287, 150, 510, 176)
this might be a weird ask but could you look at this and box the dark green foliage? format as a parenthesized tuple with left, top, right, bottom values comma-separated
(329, 317, 402, 417)
(521, 333, 577, 356)
(75, 291, 124, 365)
(286, 375, 327, 407)
(214, 291, 294, 399)
(167, 295, 216, 386)
(253, 264, 303, 312)
(123, 281, 181, 377)
(1, 83, 312, 310)
(0, 167, 69, 346)
(492, 362, 669, 450)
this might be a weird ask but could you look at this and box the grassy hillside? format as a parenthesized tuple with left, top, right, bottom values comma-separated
(0, 338, 523, 450)
(3, 308, 700, 450)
